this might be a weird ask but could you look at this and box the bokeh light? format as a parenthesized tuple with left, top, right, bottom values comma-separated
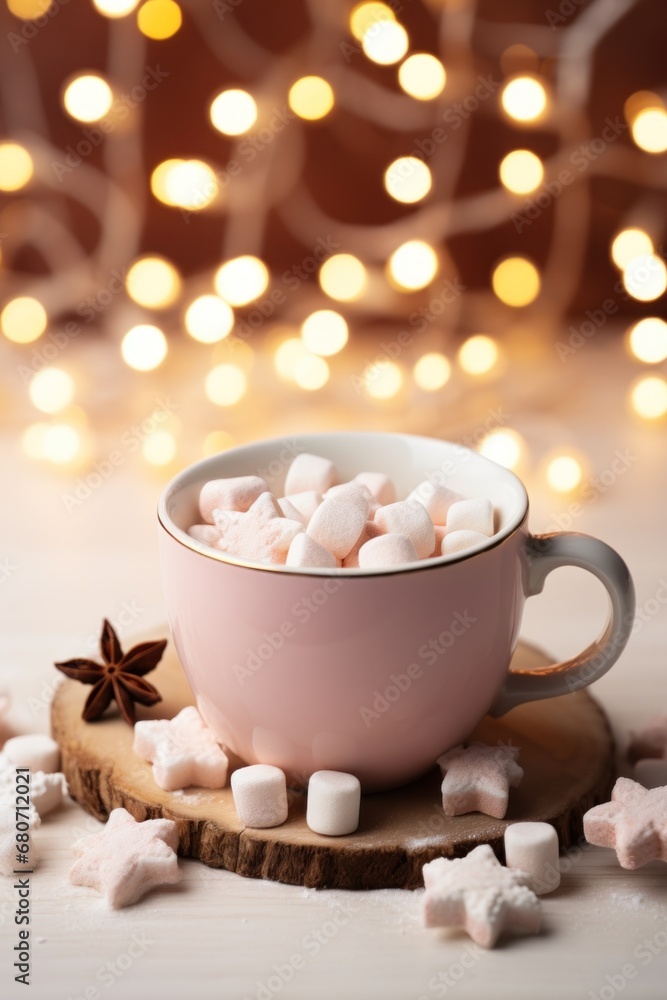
(42, 424, 82, 465)
(413, 353, 451, 391)
(624, 90, 663, 124)
(631, 107, 667, 154)
(143, 430, 177, 465)
(121, 324, 168, 371)
(398, 54, 446, 100)
(214, 256, 269, 306)
(362, 19, 409, 65)
(622, 254, 667, 302)
(628, 318, 667, 364)
(28, 368, 75, 414)
(387, 240, 439, 291)
(501, 76, 547, 122)
(7, 0, 51, 18)
(630, 376, 667, 419)
(205, 364, 247, 406)
(458, 335, 499, 375)
(384, 156, 432, 204)
(62, 74, 113, 123)
(274, 337, 309, 381)
(22, 422, 50, 460)
(210, 89, 258, 136)
(611, 228, 654, 268)
(137, 0, 182, 39)
(319, 254, 367, 301)
(499, 150, 544, 194)
(1, 297, 47, 344)
(92, 0, 139, 15)
(301, 310, 348, 356)
(294, 354, 330, 390)
(185, 295, 234, 343)
(349, 2, 395, 40)
(546, 454, 583, 493)
(150, 159, 218, 211)
(479, 429, 524, 470)
(364, 361, 403, 399)
(492, 257, 541, 306)
(0, 142, 33, 192)
(203, 430, 235, 456)
(288, 77, 334, 121)
(126, 256, 181, 309)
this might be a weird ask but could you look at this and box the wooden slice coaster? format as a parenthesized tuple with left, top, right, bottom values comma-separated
(51, 638, 614, 890)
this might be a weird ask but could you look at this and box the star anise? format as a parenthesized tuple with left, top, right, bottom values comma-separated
(55, 619, 166, 725)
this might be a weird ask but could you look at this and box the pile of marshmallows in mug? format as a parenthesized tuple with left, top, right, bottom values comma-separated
(189, 452, 498, 568)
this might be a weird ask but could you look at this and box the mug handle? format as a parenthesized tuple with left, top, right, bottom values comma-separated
(490, 532, 635, 716)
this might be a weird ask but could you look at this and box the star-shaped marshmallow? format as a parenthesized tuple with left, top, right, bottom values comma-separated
(422, 844, 540, 948)
(627, 716, 667, 764)
(0, 753, 66, 817)
(68, 807, 181, 908)
(213, 491, 304, 566)
(133, 706, 229, 792)
(583, 777, 667, 869)
(437, 743, 524, 819)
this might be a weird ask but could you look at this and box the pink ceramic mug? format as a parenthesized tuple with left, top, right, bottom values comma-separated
(158, 431, 635, 792)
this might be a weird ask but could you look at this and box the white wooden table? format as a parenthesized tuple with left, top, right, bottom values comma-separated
(2, 342, 667, 999)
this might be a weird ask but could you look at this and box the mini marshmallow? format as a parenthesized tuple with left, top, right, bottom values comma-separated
(284, 453, 337, 496)
(324, 481, 372, 503)
(231, 764, 288, 828)
(199, 475, 268, 524)
(3, 734, 60, 774)
(342, 520, 382, 568)
(430, 525, 447, 557)
(358, 533, 418, 569)
(408, 481, 463, 526)
(188, 524, 222, 547)
(354, 471, 396, 506)
(213, 492, 303, 565)
(633, 758, 667, 789)
(277, 496, 308, 526)
(306, 770, 361, 836)
(374, 500, 435, 560)
(504, 822, 560, 895)
(446, 498, 494, 537)
(307, 492, 369, 560)
(287, 532, 338, 569)
(280, 490, 322, 526)
(441, 530, 488, 555)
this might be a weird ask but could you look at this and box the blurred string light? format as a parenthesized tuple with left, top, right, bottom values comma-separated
(361, 18, 409, 65)
(0, 142, 33, 192)
(293, 354, 330, 390)
(301, 310, 348, 356)
(398, 54, 446, 100)
(622, 253, 667, 302)
(214, 256, 269, 306)
(501, 76, 547, 123)
(121, 324, 168, 371)
(28, 368, 75, 414)
(630, 375, 667, 419)
(137, 0, 182, 40)
(364, 361, 403, 399)
(349, 2, 395, 40)
(492, 257, 541, 306)
(150, 158, 217, 210)
(62, 74, 113, 123)
(384, 156, 432, 204)
(142, 430, 177, 465)
(319, 254, 367, 301)
(387, 240, 438, 291)
(478, 428, 524, 470)
(1, 297, 47, 344)
(413, 353, 451, 391)
(205, 364, 247, 405)
(7, 0, 50, 17)
(92, 0, 140, 16)
(499, 150, 544, 194)
(185, 295, 234, 343)
(628, 318, 667, 363)
(631, 107, 667, 154)
(458, 335, 499, 375)
(546, 454, 583, 493)
(288, 77, 334, 121)
(210, 89, 258, 136)
(126, 256, 181, 308)
(610, 228, 653, 268)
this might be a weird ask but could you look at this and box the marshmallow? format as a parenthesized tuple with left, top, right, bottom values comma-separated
(504, 822, 560, 895)
(231, 764, 288, 828)
(199, 476, 268, 524)
(633, 758, 667, 789)
(441, 530, 489, 555)
(354, 471, 396, 506)
(342, 520, 382, 568)
(306, 770, 361, 836)
(287, 532, 338, 569)
(307, 492, 369, 560)
(133, 706, 229, 791)
(284, 454, 337, 496)
(374, 500, 435, 560)
(446, 498, 494, 537)
(408, 482, 463, 526)
(213, 492, 303, 565)
(325, 481, 372, 503)
(430, 525, 447, 557)
(30, 772, 67, 817)
(358, 533, 418, 569)
(188, 524, 222, 547)
(277, 496, 308, 526)
(3, 734, 60, 774)
(584, 777, 667, 869)
(280, 490, 322, 526)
